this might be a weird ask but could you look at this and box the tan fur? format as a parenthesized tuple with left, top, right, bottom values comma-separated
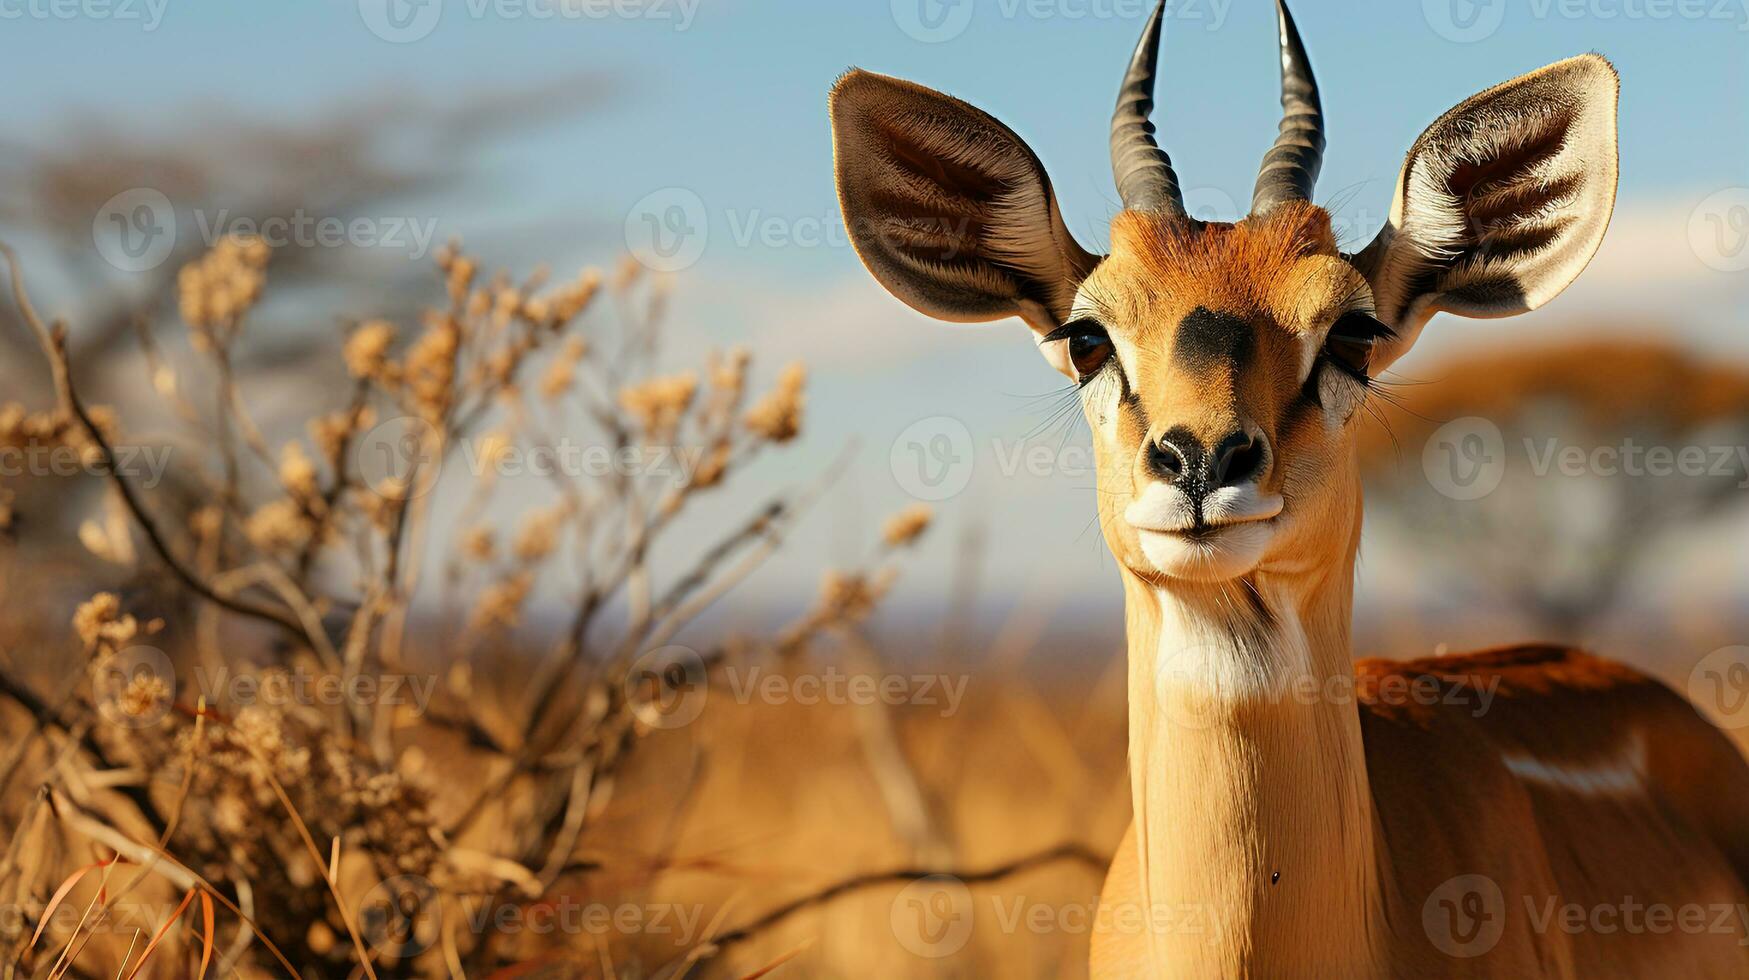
(828, 38, 1744, 978)
(1081, 208, 1749, 977)
(1077, 205, 1370, 592)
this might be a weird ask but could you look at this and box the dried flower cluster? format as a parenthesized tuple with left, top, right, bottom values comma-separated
(176, 704, 441, 883)
(0, 235, 929, 976)
(72, 591, 141, 651)
(619, 372, 698, 442)
(178, 234, 270, 350)
(744, 361, 806, 443)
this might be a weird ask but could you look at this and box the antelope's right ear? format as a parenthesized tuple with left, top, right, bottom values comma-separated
(830, 69, 1100, 375)
(1353, 55, 1620, 375)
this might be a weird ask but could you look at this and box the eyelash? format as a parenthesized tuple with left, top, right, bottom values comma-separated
(1320, 311, 1395, 385)
(1045, 318, 1116, 386)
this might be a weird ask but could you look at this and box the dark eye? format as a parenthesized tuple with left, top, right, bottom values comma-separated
(1323, 312, 1394, 379)
(1047, 319, 1114, 383)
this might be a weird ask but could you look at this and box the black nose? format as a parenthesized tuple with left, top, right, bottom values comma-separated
(1146, 427, 1266, 491)
(1210, 430, 1265, 488)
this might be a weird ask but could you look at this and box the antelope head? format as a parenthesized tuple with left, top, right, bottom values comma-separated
(830, 0, 1618, 588)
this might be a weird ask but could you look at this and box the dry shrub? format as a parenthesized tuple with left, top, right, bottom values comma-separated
(0, 235, 1090, 978)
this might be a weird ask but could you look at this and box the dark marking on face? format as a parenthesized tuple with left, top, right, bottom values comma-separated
(1120, 386, 1147, 435)
(1173, 306, 1254, 374)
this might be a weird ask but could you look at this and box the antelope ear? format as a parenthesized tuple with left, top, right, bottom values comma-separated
(830, 69, 1101, 378)
(1354, 54, 1619, 374)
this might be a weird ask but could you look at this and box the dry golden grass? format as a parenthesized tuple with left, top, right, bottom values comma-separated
(3, 239, 1746, 978)
(0, 236, 1141, 978)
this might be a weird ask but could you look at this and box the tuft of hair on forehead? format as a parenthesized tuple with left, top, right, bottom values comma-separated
(1104, 201, 1339, 315)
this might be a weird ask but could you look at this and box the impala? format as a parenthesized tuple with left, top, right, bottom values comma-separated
(830, 2, 1749, 975)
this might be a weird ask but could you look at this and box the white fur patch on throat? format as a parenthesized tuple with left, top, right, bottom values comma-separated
(1148, 584, 1311, 708)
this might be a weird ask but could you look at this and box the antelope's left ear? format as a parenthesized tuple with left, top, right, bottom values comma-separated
(1354, 54, 1619, 374)
(830, 68, 1101, 377)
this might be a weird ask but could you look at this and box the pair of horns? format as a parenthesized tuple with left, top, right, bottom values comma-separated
(1111, 0, 1324, 217)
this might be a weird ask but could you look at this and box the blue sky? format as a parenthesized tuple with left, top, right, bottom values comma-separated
(4, 0, 1747, 620)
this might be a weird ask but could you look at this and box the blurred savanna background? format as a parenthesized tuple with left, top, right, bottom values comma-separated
(0, 0, 1746, 976)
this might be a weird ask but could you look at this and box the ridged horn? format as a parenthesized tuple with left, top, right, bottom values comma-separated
(1250, 0, 1325, 215)
(1110, 1, 1184, 215)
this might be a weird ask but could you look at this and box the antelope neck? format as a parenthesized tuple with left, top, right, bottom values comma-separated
(1118, 561, 1386, 974)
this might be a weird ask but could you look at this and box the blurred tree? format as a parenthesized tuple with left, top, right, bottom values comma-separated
(0, 73, 611, 565)
(1359, 337, 1749, 639)
(0, 72, 611, 386)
